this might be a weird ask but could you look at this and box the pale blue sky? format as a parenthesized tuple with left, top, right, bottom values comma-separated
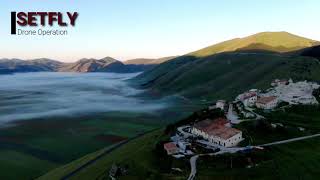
(0, 0, 319, 62)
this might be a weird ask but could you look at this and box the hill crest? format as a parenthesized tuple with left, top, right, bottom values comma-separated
(190, 31, 320, 57)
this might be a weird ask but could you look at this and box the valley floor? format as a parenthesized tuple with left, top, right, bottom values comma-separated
(0, 114, 161, 180)
(0, 102, 200, 180)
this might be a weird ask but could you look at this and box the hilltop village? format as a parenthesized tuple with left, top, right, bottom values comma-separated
(162, 79, 320, 159)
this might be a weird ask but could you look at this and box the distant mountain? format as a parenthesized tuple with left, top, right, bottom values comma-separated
(124, 56, 177, 65)
(58, 57, 131, 73)
(0, 58, 63, 74)
(0, 57, 148, 74)
(123, 56, 177, 72)
(133, 32, 320, 100)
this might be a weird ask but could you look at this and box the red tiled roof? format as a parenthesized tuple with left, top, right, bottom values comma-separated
(207, 126, 241, 140)
(272, 79, 288, 85)
(256, 96, 277, 105)
(241, 92, 257, 100)
(193, 118, 241, 140)
(194, 118, 229, 132)
(163, 142, 178, 151)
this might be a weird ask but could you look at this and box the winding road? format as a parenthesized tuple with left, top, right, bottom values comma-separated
(187, 155, 199, 180)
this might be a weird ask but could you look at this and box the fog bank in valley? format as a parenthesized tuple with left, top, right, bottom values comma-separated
(0, 72, 168, 124)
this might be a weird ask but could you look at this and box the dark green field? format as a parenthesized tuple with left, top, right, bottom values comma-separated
(0, 113, 155, 179)
(0, 98, 202, 180)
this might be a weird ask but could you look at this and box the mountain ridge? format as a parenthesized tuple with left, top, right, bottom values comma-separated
(0, 57, 161, 74)
(58, 57, 127, 73)
(0, 58, 63, 73)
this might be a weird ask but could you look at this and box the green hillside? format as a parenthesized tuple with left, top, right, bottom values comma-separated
(134, 32, 320, 100)
(136, 52, 320, 100)
(300, 45, 320, 60)
(190, 31, 320, 57)
(37, 129, 169, 180)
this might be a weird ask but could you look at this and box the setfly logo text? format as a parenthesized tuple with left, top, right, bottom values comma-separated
(11, 12, 79, 36)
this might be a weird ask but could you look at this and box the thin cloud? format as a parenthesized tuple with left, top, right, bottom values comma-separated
(0, 72, 168, 124)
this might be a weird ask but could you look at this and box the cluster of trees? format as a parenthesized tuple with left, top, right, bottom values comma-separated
(153, 141, 174, 172)
(289, 60, 314, 81)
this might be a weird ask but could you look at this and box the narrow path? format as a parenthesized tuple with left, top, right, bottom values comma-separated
(259, 133, 320, 147)
(60, 129, 158, 180)
(61, 141, 129, 180)
(187, 155, 199, 180)
(244, 106, 265, 120)
(187, 133, 320, 180)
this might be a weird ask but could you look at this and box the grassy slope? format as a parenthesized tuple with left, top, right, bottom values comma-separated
(0, 150, 58, 180)
(300, 45, 320, 60)
(190, 31, 320, 57)
(134, 32, 320, 100)
(197, 137, 320, 180)
(137, 52, 320, 100)
(124, 56, 177, 65)
(37, 145, 118, 180)
(38, 129, 172, 180)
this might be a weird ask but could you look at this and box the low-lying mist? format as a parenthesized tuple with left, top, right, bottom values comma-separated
(0, 72, 168, 124)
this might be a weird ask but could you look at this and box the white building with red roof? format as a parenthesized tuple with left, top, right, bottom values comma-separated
(163, 142, 179, 155)
(236, 91, 257, 107)
(271, 79, 289, 87)
(216, 100, 226, 110)
(256, 96, 278, 109)
(191, 118, 243, 147)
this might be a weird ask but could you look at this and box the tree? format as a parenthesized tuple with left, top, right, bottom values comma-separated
(313, 87, 320, 102)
